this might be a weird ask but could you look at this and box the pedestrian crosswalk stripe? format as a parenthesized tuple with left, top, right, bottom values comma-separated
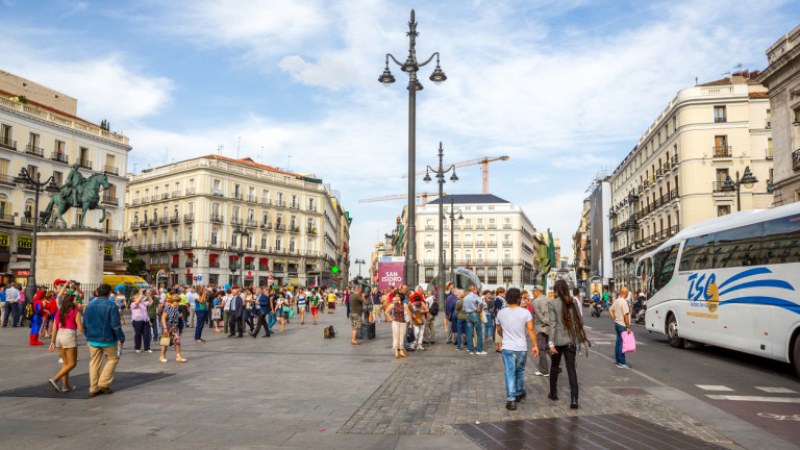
(696, 385, 734, 391)
(755, 386, 798, 394)
(706, 395, 800, 403)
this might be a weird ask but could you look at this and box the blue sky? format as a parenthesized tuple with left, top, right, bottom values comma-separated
(2, 0, 798, 268)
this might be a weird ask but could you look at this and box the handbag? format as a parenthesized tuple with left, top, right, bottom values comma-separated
(621, 329, 636, 353)
(480, 311, 487, 324)
(405, 325, 415, 343)
(159, 332, 171, 347)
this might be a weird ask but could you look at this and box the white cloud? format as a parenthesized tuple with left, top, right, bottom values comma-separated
(157, 0, 330, 56)
(278, 55, 358, 90)
(0, 31, 173, 123)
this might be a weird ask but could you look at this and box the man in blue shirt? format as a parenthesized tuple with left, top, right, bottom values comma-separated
(251, 287, 271, 338)
(82, 284, 125, 398)
(463, 285, 485, 354)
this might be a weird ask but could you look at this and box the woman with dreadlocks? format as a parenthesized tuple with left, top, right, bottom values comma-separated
(547, 279, 590, 409)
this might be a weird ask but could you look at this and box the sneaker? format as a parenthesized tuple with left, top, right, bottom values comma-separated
(134, 350, 141, 354)
(615, 363, 629, 369)
(505, 401, 517, 411)
(543, 372, 550, 377)
(477, 351, 487, 355)
(534, 371, 544, 376)
(146, 350, 153, 353)
(48, 378, 60, 392)
(468, 351, 475, 355)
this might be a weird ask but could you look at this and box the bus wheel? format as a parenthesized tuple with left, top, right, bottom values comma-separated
(667, 313, 684, 349)
(792, 332, 800, 379)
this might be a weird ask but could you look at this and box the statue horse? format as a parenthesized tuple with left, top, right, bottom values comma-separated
(40, 173, 110, 228)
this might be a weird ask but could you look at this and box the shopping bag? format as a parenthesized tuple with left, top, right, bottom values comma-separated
(211, 308, 222, 320)
(621, 330, 636, 353)
(289, 309, 295, 319)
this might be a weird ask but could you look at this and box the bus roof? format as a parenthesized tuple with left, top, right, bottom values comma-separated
(653, 202, 800, 253)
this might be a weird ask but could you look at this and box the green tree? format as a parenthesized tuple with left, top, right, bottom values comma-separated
(124, 246, 146, 276)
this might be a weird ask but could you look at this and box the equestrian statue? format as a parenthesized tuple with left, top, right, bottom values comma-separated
(40, 163, 110, 229)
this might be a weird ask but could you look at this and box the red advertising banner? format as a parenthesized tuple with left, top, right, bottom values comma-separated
(378, 261, 405, 290)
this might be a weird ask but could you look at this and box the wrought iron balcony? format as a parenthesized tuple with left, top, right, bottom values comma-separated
(50, 152, 69, 164)
(712, 146, 732, 158)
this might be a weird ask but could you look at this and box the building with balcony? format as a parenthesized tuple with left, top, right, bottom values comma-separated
(609, 71, 773, 290)
(414, 194, 540, 290)
(124, 154, 350, 288)
(0, 70, 129, 284)
(572, 198, 591, 292)
(758, 24, 800, 206)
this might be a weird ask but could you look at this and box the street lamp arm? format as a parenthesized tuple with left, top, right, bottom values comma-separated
(418, 52, 440, 68)
(386, 54, 404, 67)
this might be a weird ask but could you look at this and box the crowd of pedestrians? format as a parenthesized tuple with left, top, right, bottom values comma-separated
(5, 276, 640, 411)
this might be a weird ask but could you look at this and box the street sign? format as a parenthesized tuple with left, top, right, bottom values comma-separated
(193, 276, 197, 281)
(198, 275, 203, 281)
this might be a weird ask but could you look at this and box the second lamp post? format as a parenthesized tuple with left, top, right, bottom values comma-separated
(722, 166, 758, 211)
(423, 142, 458, 308)
(379, 9, 447, 288)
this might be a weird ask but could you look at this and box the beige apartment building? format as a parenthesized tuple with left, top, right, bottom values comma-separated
(572, 198, 590, 291)
(414, 194, 540, 290)
(758, 24, 800, 206)
(125, 155, 350, 288)
(0, 71, 129, 285)
(609, 72, 773, 290)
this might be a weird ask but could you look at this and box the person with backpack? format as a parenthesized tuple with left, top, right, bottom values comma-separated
(424, 290, 437, 344)
(444, 282, 457, 344)
(493, 287, 507, 352)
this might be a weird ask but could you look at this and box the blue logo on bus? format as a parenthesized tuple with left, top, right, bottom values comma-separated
(687, 268, 798, 314)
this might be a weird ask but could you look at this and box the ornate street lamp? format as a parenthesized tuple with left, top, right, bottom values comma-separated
(354, 258, 366, 278)
(14, 167, 59, 300)
(423, 142, 458, 307)
(721, 166, 758, 212)
(379, 9, 447, 287)
(230, 227, 250, 286)
(444, 196, 463, 285)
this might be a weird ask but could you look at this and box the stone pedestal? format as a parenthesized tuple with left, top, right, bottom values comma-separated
(35, 230, 105, 286)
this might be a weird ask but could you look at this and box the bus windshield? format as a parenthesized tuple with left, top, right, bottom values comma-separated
(651, 244, 679, 294)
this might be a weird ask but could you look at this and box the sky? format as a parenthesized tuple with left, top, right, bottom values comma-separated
(1, 0, 798, 271)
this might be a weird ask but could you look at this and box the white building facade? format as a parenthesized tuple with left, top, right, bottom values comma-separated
(0, 71, 129, 285)
(415, 194, 539, 290)
(125, 155, 350, 288)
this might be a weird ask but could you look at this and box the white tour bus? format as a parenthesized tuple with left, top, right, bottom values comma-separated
(638, 202, 800, 377)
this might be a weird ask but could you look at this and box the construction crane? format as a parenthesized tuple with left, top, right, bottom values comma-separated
(402, 155, 510, 194)
(359, 192, 445, 203)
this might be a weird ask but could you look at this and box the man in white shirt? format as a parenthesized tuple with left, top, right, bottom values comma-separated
(5, 284, 21, 327)
(609, 287, 631, 369)
(496, 287, 540, 411)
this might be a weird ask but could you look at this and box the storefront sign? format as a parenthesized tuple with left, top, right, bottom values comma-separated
(17, 235, 32, 252)
(378, 261, 404, 290)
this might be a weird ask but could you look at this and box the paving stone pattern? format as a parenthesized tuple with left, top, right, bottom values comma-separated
(338, 339, 735, 448)
(454, 414, 728, 450)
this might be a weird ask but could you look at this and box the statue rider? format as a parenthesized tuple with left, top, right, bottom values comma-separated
(63, 163, 85, 206)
